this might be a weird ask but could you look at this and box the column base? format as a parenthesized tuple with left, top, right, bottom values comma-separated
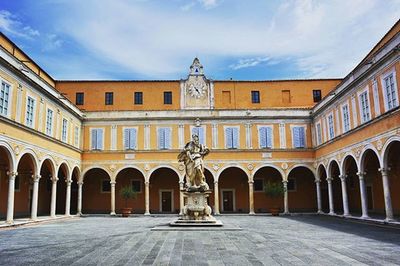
(328, 212, 336, 215)
(385, 217, 395, 222)
(343, 213, 351, 217)
(77, 212, 83, 216)
(110, 212, 116, 216)
(361, 215, 370, 219)
(6, 220, 13, 224)
(249, 211, 255, 215)
(144, 212, 151, 216)
(317, 210, 324, 214)
(214, 212, 220, 216)
(283, 212, 290, 215)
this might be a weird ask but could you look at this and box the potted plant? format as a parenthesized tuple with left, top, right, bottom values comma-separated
(264, 181, 285, 216)
(120, 186, 138, 217)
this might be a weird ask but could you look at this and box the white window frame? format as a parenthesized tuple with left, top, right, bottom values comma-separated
(341, 102, 350, 134)
(159, 189, 174, 213)
(380, 68, 399, 112)
(25, 94, 36, 128)
(290, 125, 307, 148)
(61, 118, 68, 143)
(316, 121, 322, 145)
(45, 108, 54, 137)
(74, 126, 80, 147)
(327, 112, 335, 140)
(0, 79, 12, 118)
(157, 126, 172, 150)
(358, 86, 371, 124)
(220, 188, 236, 212)
(257, 125, 274, 149)
(223, 125, 240, 149)
(90, 128, 104, 150)
(190, 125, 207, 145)
(123, 127, 138, 150)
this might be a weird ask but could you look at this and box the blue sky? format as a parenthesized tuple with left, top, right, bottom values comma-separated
(0, 0, 399, 80)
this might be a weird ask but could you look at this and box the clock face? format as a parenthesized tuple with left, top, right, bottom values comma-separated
(188, 82, 206, 98)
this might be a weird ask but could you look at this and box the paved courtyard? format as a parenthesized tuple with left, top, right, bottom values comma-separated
(0, 215, 399, 265)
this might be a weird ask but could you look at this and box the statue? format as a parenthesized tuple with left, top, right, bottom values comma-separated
(178, 134, 210, 192)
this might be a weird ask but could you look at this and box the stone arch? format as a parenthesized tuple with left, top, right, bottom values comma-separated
(17, 148, 39, 175)
(340, 152, 358, 175)
(287, 165, 317, 212)
(359, 145, 382, 171)
(57, 161, 71, 180)
(251, 164, 284, 181)
(327, 158, 343, 214)
(382, 136, 400, 169)
(316, 163, 327, 181)
(82, 165, 112, 181)
(39, 156, 57, 177)
(115, 165, 146, 181)
(218, 166, 249, 213)
(287, 164, 316, 179)
(0, 141, 16, 172)
(0, 141, 17, 219)
(82, 167, 112, 214)
(216, 164, 250, 182)
(327, 158, 341, 178)
(341, 153, 361, 215)
(148, 165, 183, 183)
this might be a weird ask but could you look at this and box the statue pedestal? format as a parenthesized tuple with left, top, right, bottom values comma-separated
(170, 190, 223, 227)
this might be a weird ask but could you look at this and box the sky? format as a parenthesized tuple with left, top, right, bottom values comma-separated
(0, 0, 399, 81)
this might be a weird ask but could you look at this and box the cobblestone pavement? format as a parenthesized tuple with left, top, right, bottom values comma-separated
(0, 215, 400, 265)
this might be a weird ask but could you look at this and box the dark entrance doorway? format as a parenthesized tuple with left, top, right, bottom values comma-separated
(161, 191, 172, 212)
(222, 190, 234, 212)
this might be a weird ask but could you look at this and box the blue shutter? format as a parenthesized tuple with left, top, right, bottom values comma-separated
(130, 128, 137, 149)
(97, 129, 103, 150)
(158, 128, 164, 149)
(266, 127, 272, 148)
(299, 127, 305, 148)
(225, 127, 232, 148)
(124, 128, 129, 149)
(91, 129, 97, 150)
(293, 127, 300, 148)
(259, 127, 266, 148)
(198, 127, 205, 144)
(232, 127, 239, 149)
(165, 128, 171, 149)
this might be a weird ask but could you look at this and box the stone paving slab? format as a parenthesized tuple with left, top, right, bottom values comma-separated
(0, 215, 400, 265)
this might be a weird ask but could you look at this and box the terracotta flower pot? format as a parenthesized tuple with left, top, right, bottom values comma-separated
(269, 207, 280, 216)
(121, 207, 132, 217)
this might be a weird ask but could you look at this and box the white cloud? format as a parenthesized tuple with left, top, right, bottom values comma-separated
(229, 57, 270, 70)
(198, 0, 220, 9)
(0, 10, 40, 39)
(42, 34, 63, 51)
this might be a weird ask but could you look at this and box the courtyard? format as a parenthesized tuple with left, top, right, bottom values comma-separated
(0, 215, 399, 265)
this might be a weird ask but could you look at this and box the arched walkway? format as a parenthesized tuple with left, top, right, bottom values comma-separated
(361, 149, 383, 215)
(56, 163, 69, 214)
(82, 168, 111, 214)
(317, 165, 329, 213)
(218, 167, 249, 213)
(342, 155, 361, 215)
(0, 146, 14, 220)
(328, 160, 343, 214)
(253, 166, 283, 213)
(38, 159, 55, 216)
(383, 140, 400, 217)
(115, 168, 145, 214)
(204, 169, 215, 212)
(287, 166, 317, 212)
(15, 153, 37, 218)
(70, 167, 80, 215)
(149, 167, 180, 213)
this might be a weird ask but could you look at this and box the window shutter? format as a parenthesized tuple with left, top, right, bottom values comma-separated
(266, 127, 272, 148)
(97, 129, 103, 150)
(293, 127, 300, 148)
(165, 128, 171, 149)
(225, 127, 233, 148)
(299, 127, 305, 148)
(259, 127, 267, 148)
(192, 127, 199, 138)
(158, 128, 164, 149)
(124, 128, 129, 149)
(232, 127, 239, 149)
(130, 128, 137, 149)
(91, 129, 97, 150)
(198, 127, 205, 144)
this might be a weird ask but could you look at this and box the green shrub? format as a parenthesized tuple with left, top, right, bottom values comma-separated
(264, 181, 285, 198)
(119, 186, 138, 207)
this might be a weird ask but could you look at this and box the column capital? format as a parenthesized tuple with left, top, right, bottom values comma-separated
(314, 178, 321, 184)
(66, 179, 73, 185)
(339, 174, 347, 181)
(32, 175, 41, 182)
(282, 180, 288, 184)
(144, 181, 150, 185)
(110, 181, 116, 185)
(7, 171, 18, 180)
(77, 181, 84, 186)
(326, 177, 333, 182)
(51, 176, 59, 183)
(214, 181, 219, 185)
(357, 172, 366, 180)
(248, 180, 254, 184)
(379, 167, 390, 174)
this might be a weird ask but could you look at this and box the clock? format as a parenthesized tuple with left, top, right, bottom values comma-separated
(188, 82, 205, 98)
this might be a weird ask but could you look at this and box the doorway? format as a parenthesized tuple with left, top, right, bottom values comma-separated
(221, 189, 235, 212)
(160, 190, 173, 213)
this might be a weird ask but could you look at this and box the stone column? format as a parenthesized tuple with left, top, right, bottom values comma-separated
(77, 181, 83, 216)
(248, 181, 255, 215)
(315, 179, 322, 213)
(214, 181, 220, 215)
(379, 168, 394, 221)
(110, 181, 116, 216)
(65, 179, 72, 216)
(6, 171, 17, 223)
(30, 175, 41, 220)
(357, 172, 369, 219)
(144, 181, 150, 215)
(283, 180, 289, 214)
(327, 177, 335, 215)
(50, 176, 58, 217)
(179, 181, 184, 215)
(339, 175, 350, 217)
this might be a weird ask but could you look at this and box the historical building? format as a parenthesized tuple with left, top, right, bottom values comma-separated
(0, 20, 399, 223)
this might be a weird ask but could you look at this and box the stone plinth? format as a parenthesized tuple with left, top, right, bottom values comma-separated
(170, 190, 222, 227)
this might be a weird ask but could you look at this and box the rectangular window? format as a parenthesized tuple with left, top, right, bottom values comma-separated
(287, 179, 296, 191)
(14, 175, 20, 191)
(74, 126, 79, 147)
(134, 92, 143, 105)
(0, 81, 10, 116)
(105, 92, 113, 105)
(132, 180, 142, 193)
(258, 126, 272, 148)
(359, 91, 370, 123)
(313, 90, 322, 102)
(251, 91, 260, 103)
(225, 127, 239, 149)
(254, 179, 264, 192)
(46, 109, 53, 136)
(282, 90, 291, 104)
(327, 114, 334, 140)
(91, 128, 104, 150)
(158, 127, 171, 150)
(383, 73, 399, 111)
(191, 126, 205, 144)
(222, 91, 231, 104)
(101, 179, 111, 192)
(342, 104, 350, 133)
(124, 128, 137, 150)
(164, 91, 172, 104)
(316, 123, 322, 145)
(292, 126, 305, 148)
(25, 96, 35, 127)
(76, 92, 84, 105)
(62, 118, 68, 142)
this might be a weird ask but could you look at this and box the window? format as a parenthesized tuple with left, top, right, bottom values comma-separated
(258, 126, 272, 148)
(383, 72, 399, 111)
(225, 127, 239, 149)
(132, 180, 142, 192)
(254, 179, 264, 192)
(62, 119, 68, 142)
(76, 92, 84, 105)
(287, 179, 296, 191)
(191, 126, 205, 144)
(342, 104, 350, 133)
(359, 90, 370, 123)
(74, 126, 79, 147)
(316, 123, 322, 145)
(91, 128, 104, 150)
(158, 127, 171, 150)
(251, 91, 260, 103)
(101, 179, 111, 192)
(282, 90, 291, 103)
(14, 175, 20, 191)
(46, 109, 53, 136)
(327, 114, 334, 140)
(292, 126, 305, 148)
(164, 91, 172, 104)
(134, 92, 143, 105)
(0, 81, 10, 116)
(313, 90, 322, 102)
(124, 128, 137, 150)
(105, 92, 113, 105)
(25, 96, 35, 127)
